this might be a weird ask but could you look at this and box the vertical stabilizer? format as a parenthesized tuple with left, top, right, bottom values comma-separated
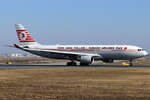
(15, 24, 37, 45)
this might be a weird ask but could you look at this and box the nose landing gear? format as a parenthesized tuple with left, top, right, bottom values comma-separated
(129, 60, 133, 66)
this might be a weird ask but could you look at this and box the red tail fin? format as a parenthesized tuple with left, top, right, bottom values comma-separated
(15, 24, 37, 44)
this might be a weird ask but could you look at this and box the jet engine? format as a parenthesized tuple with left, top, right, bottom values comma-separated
(80, 56, 94, 65)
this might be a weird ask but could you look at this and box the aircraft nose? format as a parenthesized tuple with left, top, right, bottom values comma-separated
(143, 51, 148, 56)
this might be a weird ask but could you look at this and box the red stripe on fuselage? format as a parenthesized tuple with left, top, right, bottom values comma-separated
(33, 48, 137, 52)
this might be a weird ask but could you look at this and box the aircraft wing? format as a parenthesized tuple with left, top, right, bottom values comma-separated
(13, 44, 102, 60)
(33, 48, 99, 56)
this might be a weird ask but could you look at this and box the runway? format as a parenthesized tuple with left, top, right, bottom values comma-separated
(0, 65, 150, 69)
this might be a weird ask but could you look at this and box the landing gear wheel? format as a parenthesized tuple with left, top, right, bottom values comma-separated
(80, 63, 89, 66)
(67, 62, 77, 66)
(129, 62, 133, 66)
(72, 62, 77, 66)
(129, 60, 133, 66)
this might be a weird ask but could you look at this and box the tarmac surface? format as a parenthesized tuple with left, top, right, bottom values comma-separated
(0, 65, 150, 69)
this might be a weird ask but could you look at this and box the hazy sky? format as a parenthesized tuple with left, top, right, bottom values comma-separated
(0, 0, 150, 53)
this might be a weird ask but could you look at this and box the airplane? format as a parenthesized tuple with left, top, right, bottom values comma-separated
(12, 24, 148, 66)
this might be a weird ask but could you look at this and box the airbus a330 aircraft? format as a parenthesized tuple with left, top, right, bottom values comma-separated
(13, 24, 148, 66)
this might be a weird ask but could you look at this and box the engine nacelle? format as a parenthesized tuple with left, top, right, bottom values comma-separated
(80, 56, 93, 64)
(102, 59, 113, 63)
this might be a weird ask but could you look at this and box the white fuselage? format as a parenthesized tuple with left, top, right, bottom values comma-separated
(24, 44, 148, 61)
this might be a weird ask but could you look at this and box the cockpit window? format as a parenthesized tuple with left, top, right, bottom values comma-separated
(137, 49, 143, 51)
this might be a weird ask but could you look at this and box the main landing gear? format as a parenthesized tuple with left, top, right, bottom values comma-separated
(67, 61, 77, 66)
(66, 61, 90, 66)
(80, 63, 89, 66)
(129, 60, 133, 66)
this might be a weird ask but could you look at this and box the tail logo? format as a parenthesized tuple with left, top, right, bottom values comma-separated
(19, 32, 27, 40)
(124, 47, 128, 51)
(15, 24, 36, 43)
